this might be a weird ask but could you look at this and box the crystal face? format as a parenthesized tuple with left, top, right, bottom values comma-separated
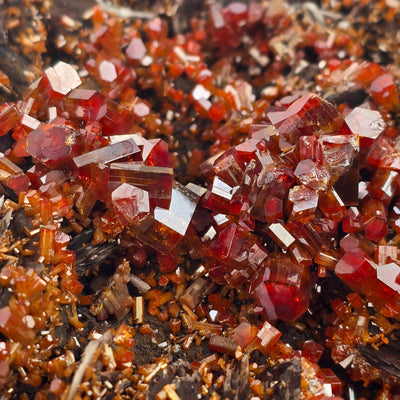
(73, 139, 140, 169)
(111, 183, 150, 223)
(130, 181, 201, 253)
(344, 107, 386, 146)
(63, 89, 107, 121)
(109, 163, 173, 208)
(26, 124, 75, 163)
(267, 94, 344, 143)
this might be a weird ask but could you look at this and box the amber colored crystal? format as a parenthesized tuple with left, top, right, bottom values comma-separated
(367, 169, 398, 205)
(14, 269, 47, 302)
(318, 188, 346, 222)
(208, 334, 237, 356)
(39, 225, 57, 264)
(0, 306, 36, 345)
(180, 277, 216, 309)
(130, 181, 200, 253)
(234, 321, 258, 350)
(0, 103, 21, 137)
(254, 321, 282, 354)
(267, 222, 296, 250)
(109, 163, 173, 208)
(287, 185, 319, 221)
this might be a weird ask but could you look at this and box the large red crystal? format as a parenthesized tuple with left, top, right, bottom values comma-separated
(254, 253, 311, 321)
(267, 94, 344, 143)
(26, 123, 76, 164)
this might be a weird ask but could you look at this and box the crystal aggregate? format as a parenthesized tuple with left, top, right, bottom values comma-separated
(0, 1, 400, 399)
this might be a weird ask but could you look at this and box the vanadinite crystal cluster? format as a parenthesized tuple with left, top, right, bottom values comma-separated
(1, 0, 400, 399)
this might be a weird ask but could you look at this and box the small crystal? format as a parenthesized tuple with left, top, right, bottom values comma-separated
(318, 188, 346, 222)
(268, 222, 296, 249)
(288, 185, 319, 220)
(126, 37, 147, 65)
(370, 74, 399, 111)
(294, 159, 330, 191)
(256, 321, 282, 354)
(0, 103, 21, 137)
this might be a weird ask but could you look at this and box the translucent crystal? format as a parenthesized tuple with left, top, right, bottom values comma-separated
(111, 183, 150, 223)
(23, 61, 81, 114)
(294, 159, 330, 191)
(255, 321, 282, 354)
(370, 74, 399, 111)
(267, 94, 344, 143)
(63, 89, 107, 121)
(26, 123, 76, 163)
(109, 162, 173, 208)
(0, 103, 21, 137)
(126, 37, 147, 65)
(131, 181, 200, 253)
(255, 253, 311, 321)
(288, 185, 319, 220)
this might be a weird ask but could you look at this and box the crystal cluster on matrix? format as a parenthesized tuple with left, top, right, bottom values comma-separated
(1, 1, 400, 398)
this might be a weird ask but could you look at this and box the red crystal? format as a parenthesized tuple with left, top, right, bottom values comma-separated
(254, 253, 311, 321)
(335, 249, 398, 309)
(26, 123, 75, 164)
(23, 61, 81, 115)
(267, 94, 344, 143)
(370, 73, 399, 111)
(63, 89, 107, 121)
